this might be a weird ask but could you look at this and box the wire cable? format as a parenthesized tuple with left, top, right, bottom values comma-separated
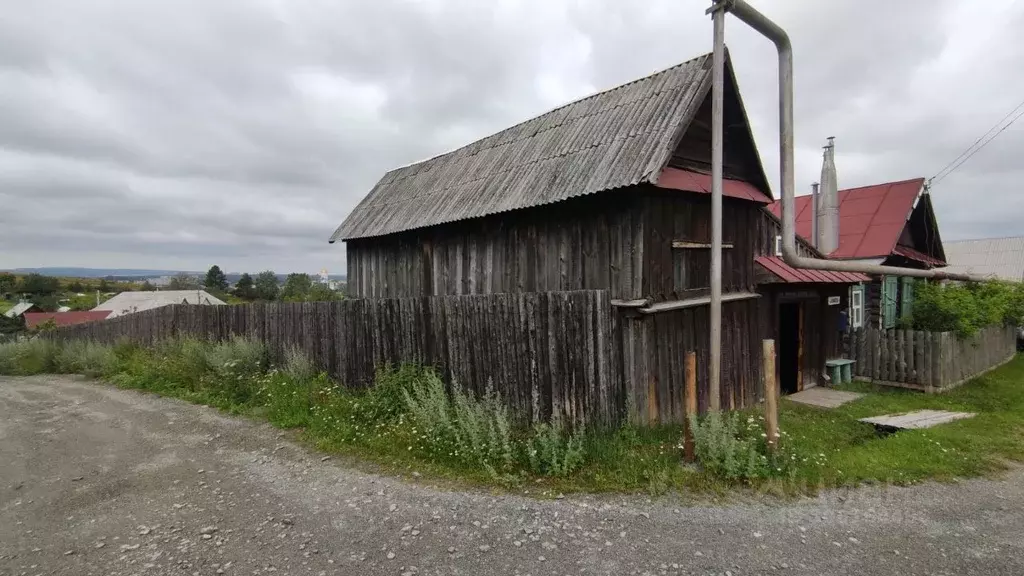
(929, 97, 1024, 187)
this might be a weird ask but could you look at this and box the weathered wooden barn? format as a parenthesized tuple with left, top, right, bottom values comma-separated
(769, 178, 947, 331)
(331, 52, 867, 423)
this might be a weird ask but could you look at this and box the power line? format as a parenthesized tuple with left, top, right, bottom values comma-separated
(932, 106, 1024, 186)
(929, 96, 1024, 187)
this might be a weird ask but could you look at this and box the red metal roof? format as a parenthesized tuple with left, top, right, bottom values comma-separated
(656, 167, 773, 204)
(755, 256, 870, 284)
(24, 311, 112, 329)
(766, 178, 927, 259)
(892, 245, 945, 266)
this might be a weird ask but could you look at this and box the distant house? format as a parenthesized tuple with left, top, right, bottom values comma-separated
(943, 236, 1024, 282)
(3, 302, 41, 319)
(24, 311, 112, 330)
(331, 51, 867, 410)
(769, 178, 946, 330)
(93, 290, 226, 319)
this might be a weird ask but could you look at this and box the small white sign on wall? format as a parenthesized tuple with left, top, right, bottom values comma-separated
(827, 296, 841, 306)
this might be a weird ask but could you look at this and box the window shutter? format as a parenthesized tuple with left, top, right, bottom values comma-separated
(901, 277, 914, 318)
(882, 276, 898, 329)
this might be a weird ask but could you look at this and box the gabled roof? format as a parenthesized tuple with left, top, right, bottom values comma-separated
(767, 178, 931, 260)
(24, 311, 112, 329)
(332, 51, 769, 242)
(944, 236, 1024, 282)
(93, 290, 226, 319)
(3, 302, 39, 318)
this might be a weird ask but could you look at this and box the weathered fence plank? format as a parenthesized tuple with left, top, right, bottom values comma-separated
(47, 290, 622, 426)
(848, 325, 1016, 392)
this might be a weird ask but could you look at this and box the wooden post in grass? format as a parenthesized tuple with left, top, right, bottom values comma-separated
(762, 339, 779, 453)
(683, 351, 697, 462)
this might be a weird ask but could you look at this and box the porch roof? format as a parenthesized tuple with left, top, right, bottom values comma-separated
(755, 256, 870, 284)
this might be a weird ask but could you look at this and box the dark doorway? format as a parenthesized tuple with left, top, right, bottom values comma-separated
(778, 302, 801, 394)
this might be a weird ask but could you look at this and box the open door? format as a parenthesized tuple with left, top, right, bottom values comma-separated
(778, 302, 802, 394)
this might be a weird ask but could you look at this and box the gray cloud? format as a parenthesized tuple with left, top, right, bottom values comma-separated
(1, 0, 1021, 274)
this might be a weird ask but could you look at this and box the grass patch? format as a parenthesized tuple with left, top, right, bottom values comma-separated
(2, 337, 1023, 495)
(781, 358, 1024, 487)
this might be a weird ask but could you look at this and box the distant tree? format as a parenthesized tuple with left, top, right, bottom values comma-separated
(204, 265, 229, 292)
(308, 282, 339, 302)
(253, 270, 280, 301)
(0, 272, 16, 296)
(168, 272, 200, 290)
(20, 273, 60, 295)
(281, 273, 313, 302)
(66, 280, 85, 293)
(140, 280, 155, 291)
(34, 294, 60, 312)
(97, 278, 111, 292)
(233, 273, 256, 300)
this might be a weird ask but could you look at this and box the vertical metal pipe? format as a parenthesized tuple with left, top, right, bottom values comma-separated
(714, 0, 984, 284)
(810, 182, 819, 249)
(708, 3, 726, 412)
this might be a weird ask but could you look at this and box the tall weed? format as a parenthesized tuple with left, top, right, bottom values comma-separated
(53, 340, 115, 376)
(5, 339, 60, 375)
(282, 346, 317, 382)
(688, 411, 798, 481)
(526, 422, 585, 477)
(401, 371, 514, 473)
(202, 337, 267, 404)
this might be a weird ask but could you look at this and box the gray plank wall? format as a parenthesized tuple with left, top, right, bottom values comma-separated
(345, 191, 645, 300)
(622, 298, 764, 425)
(47, 291, 623, 427)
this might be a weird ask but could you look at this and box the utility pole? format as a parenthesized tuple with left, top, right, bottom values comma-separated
(707, 0, 727, 411)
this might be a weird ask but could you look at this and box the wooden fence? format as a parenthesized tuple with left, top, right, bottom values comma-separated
(848, 324, 1017, 392)
(48, 290, 622, 426)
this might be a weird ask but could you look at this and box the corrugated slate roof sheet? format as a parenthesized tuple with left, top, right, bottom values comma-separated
(3, 302, 38, 318)
(755, 256, 870, 284)
(332, 52, 720, 241)
(24, 311, 112, 329)
(94, 290, 227, 319)
(767, 178, 926, 260)
(944, 236, 1024, 282)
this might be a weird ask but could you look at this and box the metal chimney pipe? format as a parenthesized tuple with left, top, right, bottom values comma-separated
(709, 0, 984, 282)
(818, 137, 839, 254)
(810, 182, 819, 249)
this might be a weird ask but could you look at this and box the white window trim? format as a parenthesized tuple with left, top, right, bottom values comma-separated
(774, 235, 782, 257)
(849, 285, 864, 329)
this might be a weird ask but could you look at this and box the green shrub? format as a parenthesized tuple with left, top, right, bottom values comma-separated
(53, 340, 115, 376)
(5, 338, 60, 375)
(0, 341, 20, 374)
(912, 280, 1024, 338)
(688, 411, 798, 481)
(526, 422, 584, 477)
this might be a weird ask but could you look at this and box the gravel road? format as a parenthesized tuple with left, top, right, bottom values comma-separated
(2, 375, 1023, 576)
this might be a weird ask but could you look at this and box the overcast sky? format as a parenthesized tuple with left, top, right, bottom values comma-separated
(1, 0, 1022, 274)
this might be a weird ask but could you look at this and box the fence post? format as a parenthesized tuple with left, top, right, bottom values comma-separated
(683, 351, 697, 463)
(762, 339, 779, 453)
